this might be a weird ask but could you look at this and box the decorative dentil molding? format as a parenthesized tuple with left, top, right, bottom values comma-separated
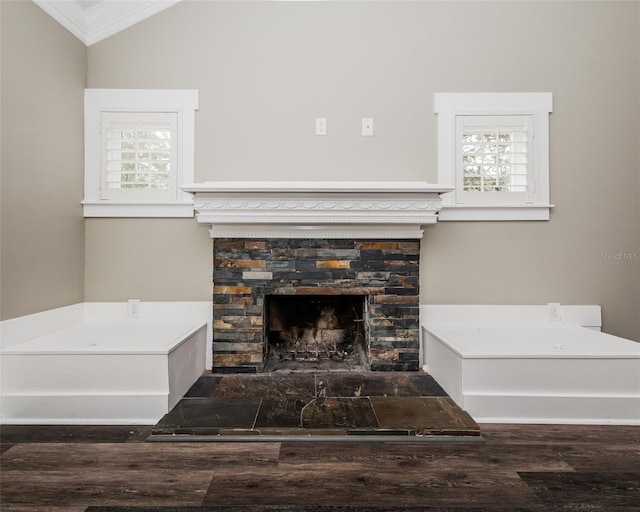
(182, 181, 453, 239)
(193, 200, 441, 211)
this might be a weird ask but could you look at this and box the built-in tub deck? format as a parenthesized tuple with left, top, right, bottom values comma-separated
(422, 305, 640, 425)
(0, 302, 211, 425)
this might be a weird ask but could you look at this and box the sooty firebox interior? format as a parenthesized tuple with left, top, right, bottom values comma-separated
(264, 295, 369, 372)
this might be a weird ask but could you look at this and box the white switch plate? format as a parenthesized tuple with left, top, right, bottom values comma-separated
(362, 118, 374, 136)
(315, 118, 327, 136)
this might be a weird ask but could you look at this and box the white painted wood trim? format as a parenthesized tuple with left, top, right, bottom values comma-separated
(82, 202, 194, 218)
(208, 225, 425, 239)
(33, 0, 87, 43)
(420, 305, 640, 425)
(0, 303, 85, 350)
(184, 181, 452, 194)
(84, 0, 182, 46)
(434, 92, 553, 221)
(439, 204, 553, 221)
(0, 302, 212, 424)
(84, 89, 198, 218)
(33, 0, 182, 46)
(183, 181, 453, 239)
(421, 304, 602, 329)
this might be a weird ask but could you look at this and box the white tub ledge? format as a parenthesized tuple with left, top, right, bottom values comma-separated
(0, 301, 212, 425)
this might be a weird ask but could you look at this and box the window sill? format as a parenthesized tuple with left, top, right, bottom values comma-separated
(438, 204, 554, 221)
(82, 201, 194, 218)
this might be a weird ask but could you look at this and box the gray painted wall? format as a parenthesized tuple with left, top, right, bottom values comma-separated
(2, 1, 638, 342)
(86, 1, 640, 341)
(0, 0, 86, 320)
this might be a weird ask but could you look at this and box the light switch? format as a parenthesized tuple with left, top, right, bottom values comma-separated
(362, 118, 374, 136)
(315, 118, 327, 136)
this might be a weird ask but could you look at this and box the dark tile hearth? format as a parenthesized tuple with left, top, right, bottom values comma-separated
(153, 398, 263, 433)
(408, 373, 448, 396)
(213, 373, 317, 399)
(150, 372, 480, 440)
(300, 397, 379, 430)
(184, 375, 223, 397)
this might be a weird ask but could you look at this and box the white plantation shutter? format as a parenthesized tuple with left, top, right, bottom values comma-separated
(455, 115, 533, 204)
(100, 112, 178, 201)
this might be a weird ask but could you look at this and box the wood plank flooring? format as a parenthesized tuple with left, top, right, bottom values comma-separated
(1, 423, 639, 511)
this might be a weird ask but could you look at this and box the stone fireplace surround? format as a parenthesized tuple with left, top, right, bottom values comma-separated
(183, 181, 452, 373)
(213, 237, 420, 372)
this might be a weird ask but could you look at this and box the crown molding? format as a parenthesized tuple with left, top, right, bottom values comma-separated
(33, 0, 87, 43)
(84, 0, 182, 46)
(33, 0, 182, 46)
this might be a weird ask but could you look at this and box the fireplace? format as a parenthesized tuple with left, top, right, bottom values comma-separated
(212, 238, 420, 372)
(264, 294, 368, 371)
(183, 181, 453, 373)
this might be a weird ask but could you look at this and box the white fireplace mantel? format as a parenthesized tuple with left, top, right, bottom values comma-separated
(182, 181, 453, 239)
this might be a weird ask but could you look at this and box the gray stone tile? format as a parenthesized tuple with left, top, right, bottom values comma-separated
(300, 397, 378, 429)
(214, 374, 316, 399)
(370, 396, 479, 433)
(254, 398, 307, 429)
(153, 398, 262, 432)
(408, 373, 449, 396)
(316, 372, 421, 397)
(183, 376, 223, 397)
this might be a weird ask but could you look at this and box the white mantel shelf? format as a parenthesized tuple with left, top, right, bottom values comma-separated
(182, 181, 453, 239)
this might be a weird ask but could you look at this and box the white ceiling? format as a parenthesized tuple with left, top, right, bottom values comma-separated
(76, 1, 104, 10)
(33, 0, 182, 46)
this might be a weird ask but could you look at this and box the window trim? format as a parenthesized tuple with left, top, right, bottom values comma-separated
(434, 92, 553, 221)
(83, 89, 198, 217)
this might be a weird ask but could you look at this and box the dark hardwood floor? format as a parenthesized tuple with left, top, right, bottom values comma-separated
(1, 423, 639, 511)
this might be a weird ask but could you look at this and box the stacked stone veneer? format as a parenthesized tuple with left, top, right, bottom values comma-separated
(213, 238, 420, 373)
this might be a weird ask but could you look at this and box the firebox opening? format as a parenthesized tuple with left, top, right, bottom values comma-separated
(264, 295, 369, 372)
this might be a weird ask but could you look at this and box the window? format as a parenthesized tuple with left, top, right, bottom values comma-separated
(435, 93, 553, 221)
(84, 89, 198, 217)
(457, 115, 532, 202)
(101, 112, 177, 200)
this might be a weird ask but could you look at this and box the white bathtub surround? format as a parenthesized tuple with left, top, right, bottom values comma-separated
(421, 305, 640, 425)
(0, 302, 212, 425)
(182, 181, 453, 239)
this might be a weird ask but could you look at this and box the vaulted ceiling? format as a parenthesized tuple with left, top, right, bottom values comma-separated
(33, 0, 182, 46)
